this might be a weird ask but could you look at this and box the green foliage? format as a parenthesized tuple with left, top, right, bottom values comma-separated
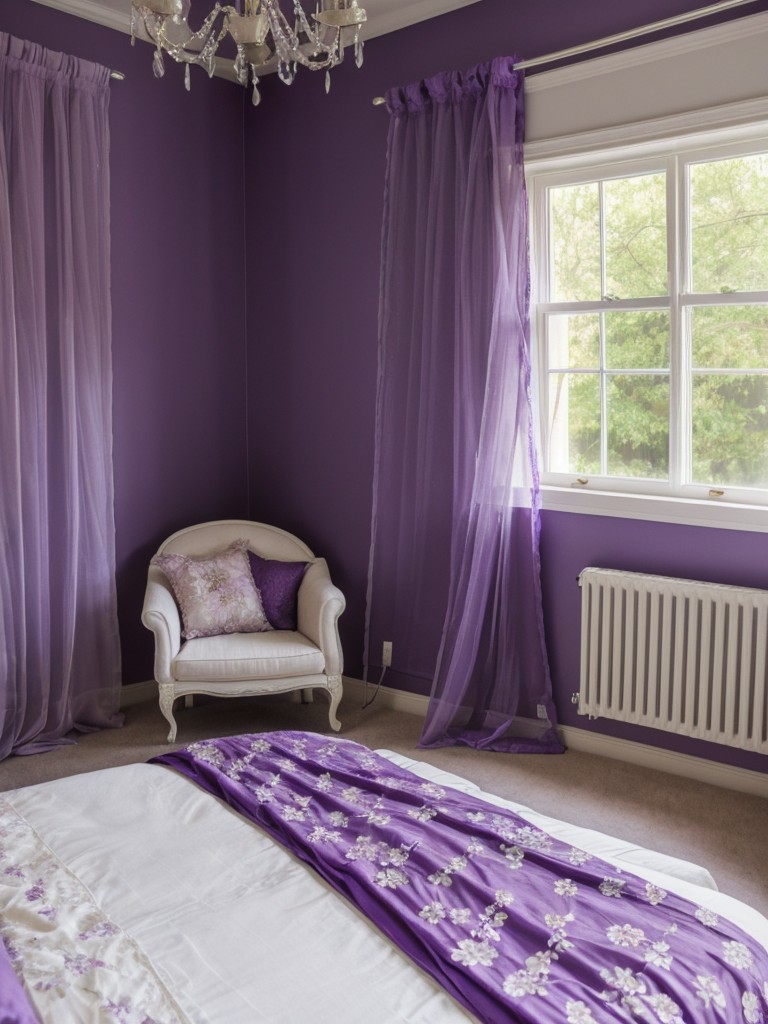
(547, 152, 768, 488)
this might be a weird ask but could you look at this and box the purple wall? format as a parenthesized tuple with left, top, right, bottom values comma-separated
(244, 0, 768, 775)
(1, 1, 250, 683)
(4, 0, 768, 774)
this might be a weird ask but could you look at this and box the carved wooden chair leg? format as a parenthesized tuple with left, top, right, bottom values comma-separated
(325, 675, 342, 732)
(158, 682, 178, 743)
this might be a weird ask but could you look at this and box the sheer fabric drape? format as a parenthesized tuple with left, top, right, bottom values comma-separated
(0, 33, 122, 758)
(365, 58, 562, 752)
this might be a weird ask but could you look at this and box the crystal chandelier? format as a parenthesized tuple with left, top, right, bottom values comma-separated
(130, 0, 367, 105)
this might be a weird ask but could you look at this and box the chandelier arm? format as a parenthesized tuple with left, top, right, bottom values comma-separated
(131, 0, 365, 99)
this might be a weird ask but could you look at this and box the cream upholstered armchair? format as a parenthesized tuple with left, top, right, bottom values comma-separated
(141, 520, 345, 742)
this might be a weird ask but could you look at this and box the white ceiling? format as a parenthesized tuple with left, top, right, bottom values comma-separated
(29, 0, 481, 44)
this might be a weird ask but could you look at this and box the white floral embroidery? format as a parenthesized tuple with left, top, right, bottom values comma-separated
(504, 825, 552, 851)
(315, 773, 334, 792)
(408, 806, 437, 822)
(419, 902, 446, 924)
(644, 939, 673, 970)
(248, 738, 271, 753)
(420, 783, 447, 800)
(696, 974, 726, 1009)
(695, 906, 719, 927)
(500, 844, 525, 870)
(568, 847, 592, 866)
(428, 869, 453, 887)
(566, 1000, 598, 1023)
(476, 907, 507, 943)
(723, 941, 754, 970)
(451, 938, 498, 968)
(306, 825, 342, 844)
(743, 991, 762, 1024)
(467, 811, 486, 823)
(606, 924, 645, 948)
(546, 911, 574, 953)
(186, 742, 225, 768)
(281, 805, 306, 822)
(449, 908, 472, 925)
(646, 992, 683, 1023)
(599, 877, 626, 898)
(328, 811, 348, 828)
(645, 882, 668, 905)
(374, 867, 409, 890)
(340, 786, 364, 804)
(503, 951, 553, 997)
(554, 878, 578, 897)
(600, 965, 647, 996)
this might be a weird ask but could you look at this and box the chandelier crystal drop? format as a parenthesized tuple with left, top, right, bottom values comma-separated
(130, 0, 367, 105)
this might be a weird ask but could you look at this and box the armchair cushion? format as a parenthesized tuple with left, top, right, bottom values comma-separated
(151, 540, 272, 640)
(172, 631, 326, 682)
(246, 551, 308, 630)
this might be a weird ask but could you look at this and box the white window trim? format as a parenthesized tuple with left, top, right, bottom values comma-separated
(528, 116, 768, 534)
(540, 485, 768, 534)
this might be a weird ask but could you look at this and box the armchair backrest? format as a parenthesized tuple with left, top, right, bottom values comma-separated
(157, 520, 315, 563)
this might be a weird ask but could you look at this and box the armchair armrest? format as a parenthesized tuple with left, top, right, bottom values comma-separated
(141, 566, 182, 684)
(297, 559, 346, 676)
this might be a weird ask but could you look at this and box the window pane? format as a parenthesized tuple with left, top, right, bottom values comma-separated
(692, 374, 768, 486)
(605, 310, 669, 369)
(691, 305, 768, 369)
(547, 313, 599, 368)
(606, 375, 669, 478)
(690, 152, 768, 293)
(604, 173, 668, 298)
(550, 182, 600, 301)
(548, 373, 600, 474)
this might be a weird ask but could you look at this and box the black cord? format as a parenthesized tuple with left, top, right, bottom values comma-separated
(363, 666, 387, 709)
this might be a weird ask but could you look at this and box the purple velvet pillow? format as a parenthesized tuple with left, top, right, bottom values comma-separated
(247, 551, 308, 630)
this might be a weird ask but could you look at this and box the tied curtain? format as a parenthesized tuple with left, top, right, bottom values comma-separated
(366, 58, 562, 753)
(0, 33, 122, 758)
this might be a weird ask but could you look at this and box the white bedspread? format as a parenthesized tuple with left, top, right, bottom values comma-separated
(2, 750, 766, 1023)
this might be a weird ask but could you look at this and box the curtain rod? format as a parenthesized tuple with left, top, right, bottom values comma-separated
(372, 0, 760, 104)
(513, 0, 760, 70)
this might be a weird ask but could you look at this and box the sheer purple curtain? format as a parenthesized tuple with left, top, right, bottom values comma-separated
(0, 33, 122, 759)
(365, 57, 562, 753)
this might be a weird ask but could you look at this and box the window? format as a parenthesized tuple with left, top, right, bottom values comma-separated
(531, 133, 768, 508)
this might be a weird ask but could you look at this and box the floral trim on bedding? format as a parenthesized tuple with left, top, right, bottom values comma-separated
(0, 796, 191, 1024)
(154, 731, 768, 1024)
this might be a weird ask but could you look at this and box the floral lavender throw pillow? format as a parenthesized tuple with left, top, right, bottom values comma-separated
(152, 540, 272, 639)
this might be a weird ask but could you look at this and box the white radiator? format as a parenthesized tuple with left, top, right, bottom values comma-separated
(578, 567, 768, 753)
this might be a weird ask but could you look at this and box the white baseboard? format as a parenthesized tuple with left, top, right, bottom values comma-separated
(122, 677, 766, 799)
(342, 677, 768, 800)
(120, 681, 156, 707)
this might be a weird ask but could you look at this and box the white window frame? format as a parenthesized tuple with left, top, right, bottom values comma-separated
(528, 121, 768, 533)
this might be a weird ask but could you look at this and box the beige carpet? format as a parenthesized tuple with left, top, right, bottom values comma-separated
(1, 691, 765, 918)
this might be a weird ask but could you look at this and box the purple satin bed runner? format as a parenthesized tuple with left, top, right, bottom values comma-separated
(152, 731, 768, 1024)
(0, 935, 40, 1024)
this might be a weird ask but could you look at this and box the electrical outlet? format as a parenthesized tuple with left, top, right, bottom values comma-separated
(382, 641, 393, 667)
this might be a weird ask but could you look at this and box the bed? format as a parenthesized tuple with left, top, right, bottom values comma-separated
(1, 730, 766, 1023)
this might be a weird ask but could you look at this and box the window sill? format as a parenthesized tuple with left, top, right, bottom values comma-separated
(540, 485, 768, 534)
